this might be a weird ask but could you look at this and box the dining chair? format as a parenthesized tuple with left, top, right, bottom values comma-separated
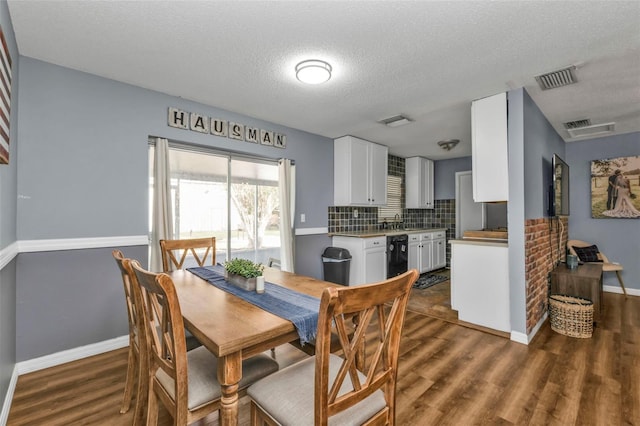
(112, 250, 147, 425)
(160, 237, 218, 350)
(247, 268, 419, 426)
(129, 260, 280, 425)
(568, 239, 627, 298)
(160, 237, 216, 272)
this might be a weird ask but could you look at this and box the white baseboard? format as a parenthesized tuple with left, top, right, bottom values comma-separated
(604, 284, 639, 297)
(16, 335, 129, 375)
(510, 311, 548, 345)
(0, 366, 18, 426)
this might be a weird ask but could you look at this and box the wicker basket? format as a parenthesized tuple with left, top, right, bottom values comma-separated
(549, 294, 593, 338)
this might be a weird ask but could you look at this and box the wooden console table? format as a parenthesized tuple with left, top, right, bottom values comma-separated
(550, 263, 603, 323)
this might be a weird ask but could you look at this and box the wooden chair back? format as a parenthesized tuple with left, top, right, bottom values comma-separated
(159, 237, 216, 272)
(112, 250, 147, 423)
(130, 260, 191, 423)
(314, 268, 418, 424)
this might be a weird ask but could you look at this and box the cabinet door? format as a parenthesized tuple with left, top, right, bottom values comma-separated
(408, 240, 420, 272)
(364, 246, 387, 284)
(471, 92, 508, 202)
(368, 143, 388, 206)
(349, 138, 371, 205)
(423, 158, 434, 208)
(406, 157, 434, 209)
(433, 238, 446, 269)
(419, 241, 432, 274)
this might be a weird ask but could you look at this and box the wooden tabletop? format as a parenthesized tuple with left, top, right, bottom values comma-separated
(168, 267, 336, 357)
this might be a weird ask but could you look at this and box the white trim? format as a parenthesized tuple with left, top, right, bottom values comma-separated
(510, 330, 528, 345)
(0, 366, 18, 426)
(18, 235, 149, 253)
(295, 227, 327, 236)
(510, 311, 548, 345)
(16, 335, 129, 375)
(0, 241, 18, 270)
(604, 284, 639, 297)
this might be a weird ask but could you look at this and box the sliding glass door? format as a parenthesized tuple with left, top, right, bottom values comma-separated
(149, 143, 280, 266)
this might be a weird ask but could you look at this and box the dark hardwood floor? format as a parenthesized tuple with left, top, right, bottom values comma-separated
(7, 292, 639, 425)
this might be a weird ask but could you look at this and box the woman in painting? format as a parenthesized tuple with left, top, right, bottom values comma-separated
(603, 174, 640, 218)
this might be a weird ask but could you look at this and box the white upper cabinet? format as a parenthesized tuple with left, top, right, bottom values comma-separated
(334, 136, 388, 206)
(405, 156, 434, 209)
(471, 92, 509, 202)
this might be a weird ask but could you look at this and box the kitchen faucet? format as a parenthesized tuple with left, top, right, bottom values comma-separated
(394, 213, 401, 229)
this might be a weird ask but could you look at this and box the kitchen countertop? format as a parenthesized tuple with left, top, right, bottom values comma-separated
(449, 238, 508, 247)
(330, 228, 447, 238)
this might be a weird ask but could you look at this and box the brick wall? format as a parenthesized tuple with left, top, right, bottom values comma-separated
(524, 217, 568, 333)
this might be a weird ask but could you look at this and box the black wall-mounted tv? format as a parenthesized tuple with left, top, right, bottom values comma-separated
(548, 154, 570, 217)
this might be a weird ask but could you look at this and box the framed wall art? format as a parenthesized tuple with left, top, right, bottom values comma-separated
(591, 155, 640, 219)
(0, 25, 12, 165)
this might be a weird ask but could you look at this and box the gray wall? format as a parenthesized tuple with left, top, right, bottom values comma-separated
(16, 246, 147, 360)
(507, 88, 527, 335)
(434, 156, 472, 200)
(14, 57, 334, 361)
(0, 0, 19, 410)
(506, 88, 568, 335)
(522, 90, 565, 220)
(566, 132, 640, 290)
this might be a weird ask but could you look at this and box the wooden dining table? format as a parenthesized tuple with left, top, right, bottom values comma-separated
(167, 266, 340, 426)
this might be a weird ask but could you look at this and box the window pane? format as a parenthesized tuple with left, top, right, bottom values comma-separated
(230, 158, 280, 265)
(149, 144, 280, 268)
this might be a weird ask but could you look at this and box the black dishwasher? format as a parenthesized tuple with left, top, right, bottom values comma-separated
(387, 234, 408, 278)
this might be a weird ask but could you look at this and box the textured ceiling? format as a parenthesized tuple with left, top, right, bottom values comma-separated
(7, 1, 640, 160)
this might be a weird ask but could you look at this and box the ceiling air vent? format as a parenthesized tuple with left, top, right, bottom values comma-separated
(378, 114, 412, 128)
(535, 66, 577, 90)
(563, 119, 591, 129)
(567, 122, 615, 139)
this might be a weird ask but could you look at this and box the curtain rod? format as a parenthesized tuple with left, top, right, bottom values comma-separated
(148, 135, 294, 165)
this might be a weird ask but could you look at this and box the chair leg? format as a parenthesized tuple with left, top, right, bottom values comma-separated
(146, 381, 159, 426)
(120, 345, 136, 413)
(615, 270, 628, 299)
(132, 350, 148, 426)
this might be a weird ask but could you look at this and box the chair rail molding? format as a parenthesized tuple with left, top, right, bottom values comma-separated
(18, 235, 149, 253)
(0, 241, 18, 270)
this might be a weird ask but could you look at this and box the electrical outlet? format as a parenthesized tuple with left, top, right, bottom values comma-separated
(353, 209, 358, 218)
(301, 213, 306, 223)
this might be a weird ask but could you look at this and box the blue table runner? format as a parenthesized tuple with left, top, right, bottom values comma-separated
(186, 265, 320, 344)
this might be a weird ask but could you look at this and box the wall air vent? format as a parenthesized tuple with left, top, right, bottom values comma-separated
(535, 66, 577, 90)
(563, 119, 591, 129)
(567, 122, 615, 139)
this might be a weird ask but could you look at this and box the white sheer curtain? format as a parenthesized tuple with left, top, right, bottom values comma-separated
(150, 138, 173, 271)
(278, 159, 296, 272)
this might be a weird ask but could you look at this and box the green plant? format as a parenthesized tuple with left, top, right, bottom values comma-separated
(224, 258, 264, 278)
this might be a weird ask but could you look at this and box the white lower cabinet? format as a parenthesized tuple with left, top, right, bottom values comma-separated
(408, 233, 433, 274)
(432, 230, 447, 270)
(408, 230, 446, 274)
(332, 236, 386, 285)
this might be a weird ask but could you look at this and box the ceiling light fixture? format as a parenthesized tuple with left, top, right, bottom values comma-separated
(438, 139, 460, 151)
(295, 59, 332, 84)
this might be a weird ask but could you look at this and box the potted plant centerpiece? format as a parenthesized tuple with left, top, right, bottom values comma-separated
(224, 258, 265, 293)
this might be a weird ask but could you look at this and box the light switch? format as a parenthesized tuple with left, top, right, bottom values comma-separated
(301, 213, 306, 223)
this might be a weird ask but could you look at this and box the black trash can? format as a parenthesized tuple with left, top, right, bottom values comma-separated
(322, 247, 351, 285)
